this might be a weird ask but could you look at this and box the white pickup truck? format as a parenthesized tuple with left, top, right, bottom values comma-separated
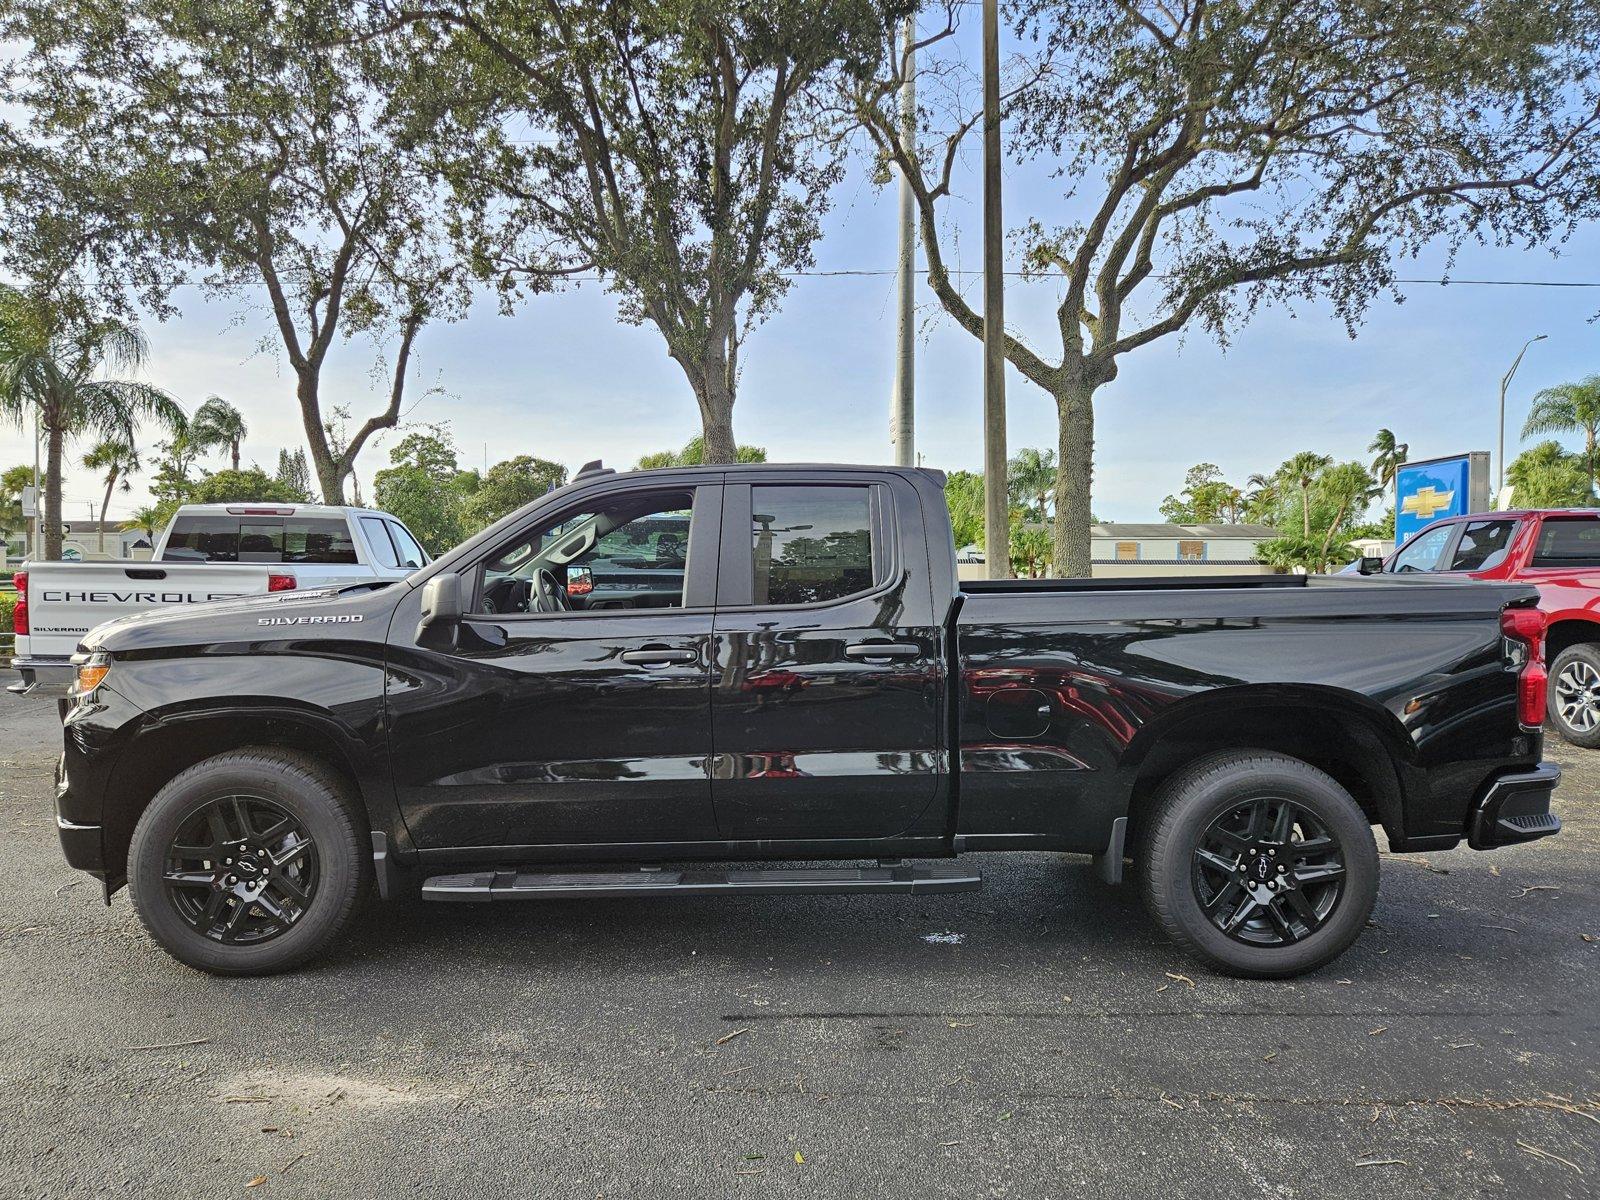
(7, 503, 428, 695)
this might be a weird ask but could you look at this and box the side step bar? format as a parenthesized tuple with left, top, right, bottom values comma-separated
(420, 863, 983, 902)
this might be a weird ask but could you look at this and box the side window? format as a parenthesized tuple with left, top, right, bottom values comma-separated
(1448, 520, 1518, 571)
(386, 521, 428, 569)
(362, 517, 400, 569)
(1531, 518, 1600, 567)
(751, 485, 875, 606)
(1391, 524, 1454, 573)
(475, 490, 695, 614)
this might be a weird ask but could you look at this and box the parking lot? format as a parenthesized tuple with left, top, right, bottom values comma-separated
(0, 698, 1594, 1199)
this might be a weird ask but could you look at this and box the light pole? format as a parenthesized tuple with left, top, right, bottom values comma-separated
(890, 15, 916, 468)
(981, 0, 1008, 578)
(1499, 333, 1548, 495)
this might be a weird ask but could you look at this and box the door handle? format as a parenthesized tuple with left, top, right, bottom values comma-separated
(844, 642, 922, 660)
(621, 647, 700, 666)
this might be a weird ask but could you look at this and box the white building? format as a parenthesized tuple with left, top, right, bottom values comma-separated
(957, 521, 1284, 579)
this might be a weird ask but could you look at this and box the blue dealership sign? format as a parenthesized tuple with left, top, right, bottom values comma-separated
(1394, 452, 1491, 543)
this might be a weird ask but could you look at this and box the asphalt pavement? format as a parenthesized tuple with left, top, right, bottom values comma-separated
(0, 697, 1595, 1199)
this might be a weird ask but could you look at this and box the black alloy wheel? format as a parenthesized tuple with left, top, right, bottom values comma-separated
(163, 794, 320, 945)
(1189, 795, 1345, 946)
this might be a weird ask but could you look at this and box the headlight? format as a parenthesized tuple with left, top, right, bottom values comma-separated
(71, 652, 111, 697)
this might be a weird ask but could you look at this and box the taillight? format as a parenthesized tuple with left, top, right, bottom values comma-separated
(267, 573, 297, 593)
(1501, 605, 1547, 728)
(11, 571, 27, 636)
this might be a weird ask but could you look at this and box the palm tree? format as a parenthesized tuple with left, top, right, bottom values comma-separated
(1367, 428, 1408, 518)
(1007, 447, 1058, 522)
(120, 504, 166, 550)
(1522, 376, 1600, 497)
(190, 394, 248, 470)
(82, 438, 140, 555)
(1282, 452, 1333, 539)
(0, 287, 186, 558)
(1243, 472, 1278, 521)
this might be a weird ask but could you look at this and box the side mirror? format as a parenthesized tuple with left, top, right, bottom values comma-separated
(1356, 555, 1385, 576)
(417, 572, 463, 640)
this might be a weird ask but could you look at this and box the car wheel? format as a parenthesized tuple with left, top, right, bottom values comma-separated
(127, 749, 370, 975)
(1548, 643, 1600, 748)
(1141, 751, 1379, 979)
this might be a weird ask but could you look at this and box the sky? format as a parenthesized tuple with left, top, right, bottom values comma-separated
(5, 40, 1600, 529)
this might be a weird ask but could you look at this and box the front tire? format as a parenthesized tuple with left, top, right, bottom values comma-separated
(127, 749, 370, 975)
(1141, 751, 1379, 978)
(1548, 643, 1600, 748)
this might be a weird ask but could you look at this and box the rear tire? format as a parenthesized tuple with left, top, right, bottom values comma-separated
(1548, 643, 1600, 748)
(1140, 751, 1379, 978)
(128, 749, 370, 975)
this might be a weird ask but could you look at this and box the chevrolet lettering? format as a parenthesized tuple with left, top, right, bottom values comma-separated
(48, 462, 1561, 978)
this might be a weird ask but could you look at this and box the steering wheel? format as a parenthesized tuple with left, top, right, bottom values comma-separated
(533, 568, 571, 613)
(482, 577, 533, 614)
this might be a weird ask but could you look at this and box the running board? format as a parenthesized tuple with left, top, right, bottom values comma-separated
(420, 863, 983, 902)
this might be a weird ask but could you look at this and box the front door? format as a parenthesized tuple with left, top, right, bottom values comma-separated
(709, 478, 945, 841)
(385, 482, 722, 850)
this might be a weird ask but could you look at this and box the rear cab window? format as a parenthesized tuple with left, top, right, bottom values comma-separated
(164, 514, 358, 564)
(1390, 523, 1456, 573)
(1447, 519, 1518, 571)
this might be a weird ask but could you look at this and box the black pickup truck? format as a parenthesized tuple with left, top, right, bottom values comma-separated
(53, 462, 1561, 977)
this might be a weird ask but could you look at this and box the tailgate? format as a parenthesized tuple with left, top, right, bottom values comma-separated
(22, 562, 279, 657)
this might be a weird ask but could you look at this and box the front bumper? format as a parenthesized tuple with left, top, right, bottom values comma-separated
(1468, 762, 1562, 850)
(54, 752, 105, 874)
(7, 655, 74, 699)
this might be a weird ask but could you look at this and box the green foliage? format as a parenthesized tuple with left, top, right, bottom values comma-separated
(0, 284, 185, 558)
(1, 463, 34, 538)
(273, 449, 315, 503)
(1247, 454, 1377, 571)
(0, 0, 470, 500)
(373, 425, 482, 553)
(459, 456, 568, 531)
(1007, 448, 1057, 521)
(0, 588, 15, 633)
(1159, 463, 1244, 524)
(119, 504, 164, 540)
(186, 469, 306, 506)
(190, 396, 248, 471)
(1508, 441, 1594, 507)
(635, 438, 768, 470)
(1522, 377, 1600, 493)
(944, 470, 986, 550)
(1009, 519, 1053, 578)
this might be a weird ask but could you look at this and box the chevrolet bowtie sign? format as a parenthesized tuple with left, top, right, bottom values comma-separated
(1393, 452, 1491, 544)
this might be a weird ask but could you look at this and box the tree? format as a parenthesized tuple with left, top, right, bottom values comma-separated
(1367, 429, 1409, 517)
(81, 437, 139, 554)
(395, 0, 900, 462)
(0, 285, 185, 558)
(944, 470, 985, 549)
(274, 449, 316, 503)
(373, 425, 481, 552)
(0, 0, 476, 502)
(635, 437, 769, 470)
(1522, 377, 1600, 496)
(1283, 453, 1333, 540)
(186, 469, 306, 506)
(189, 396, 248, 472)
(119, 504, 163, 543)
(1159, 462, 1242, 524)
(1007, 447, 1057, 521)
(855, 1, 1600, 574)
(1009, 517, 1052, 577)
(1508, 440, 1594, 507)
(148, 430, 206, 510)
(460, 456, 569, 531)
(1, 463, 34, 545)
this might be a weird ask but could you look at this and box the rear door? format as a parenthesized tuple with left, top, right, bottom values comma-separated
(708, 475, 945, 841)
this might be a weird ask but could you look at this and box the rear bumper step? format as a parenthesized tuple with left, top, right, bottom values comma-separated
(1469, 762, 1562, 850)
(420, 863, 983, 902)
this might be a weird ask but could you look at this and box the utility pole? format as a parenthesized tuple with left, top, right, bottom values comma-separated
(890, 15, 916, 468)
(981, 0, 1008, 578)
(1498, 333, 1547, 495)
(32, 403, 41, 562)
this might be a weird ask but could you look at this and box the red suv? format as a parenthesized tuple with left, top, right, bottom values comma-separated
(1380, 509, 1600, 746)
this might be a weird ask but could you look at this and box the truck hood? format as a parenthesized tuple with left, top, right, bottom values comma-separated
(81, 583, 402, 655)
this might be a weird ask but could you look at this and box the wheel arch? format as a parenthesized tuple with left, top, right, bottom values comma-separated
(102, 702, 387, 885)
(1544, 616, 1600, 664)
(1112, 685, 1414, 853)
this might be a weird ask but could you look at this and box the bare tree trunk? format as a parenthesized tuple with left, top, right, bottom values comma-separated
(297, 371, 344, 504)
(43, 422, 64, 560)
(1051, 379, 1095, 578)
(697, 371, 737, 464)
(231, 440, 241, 472)
(98, 472, 116, 556)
